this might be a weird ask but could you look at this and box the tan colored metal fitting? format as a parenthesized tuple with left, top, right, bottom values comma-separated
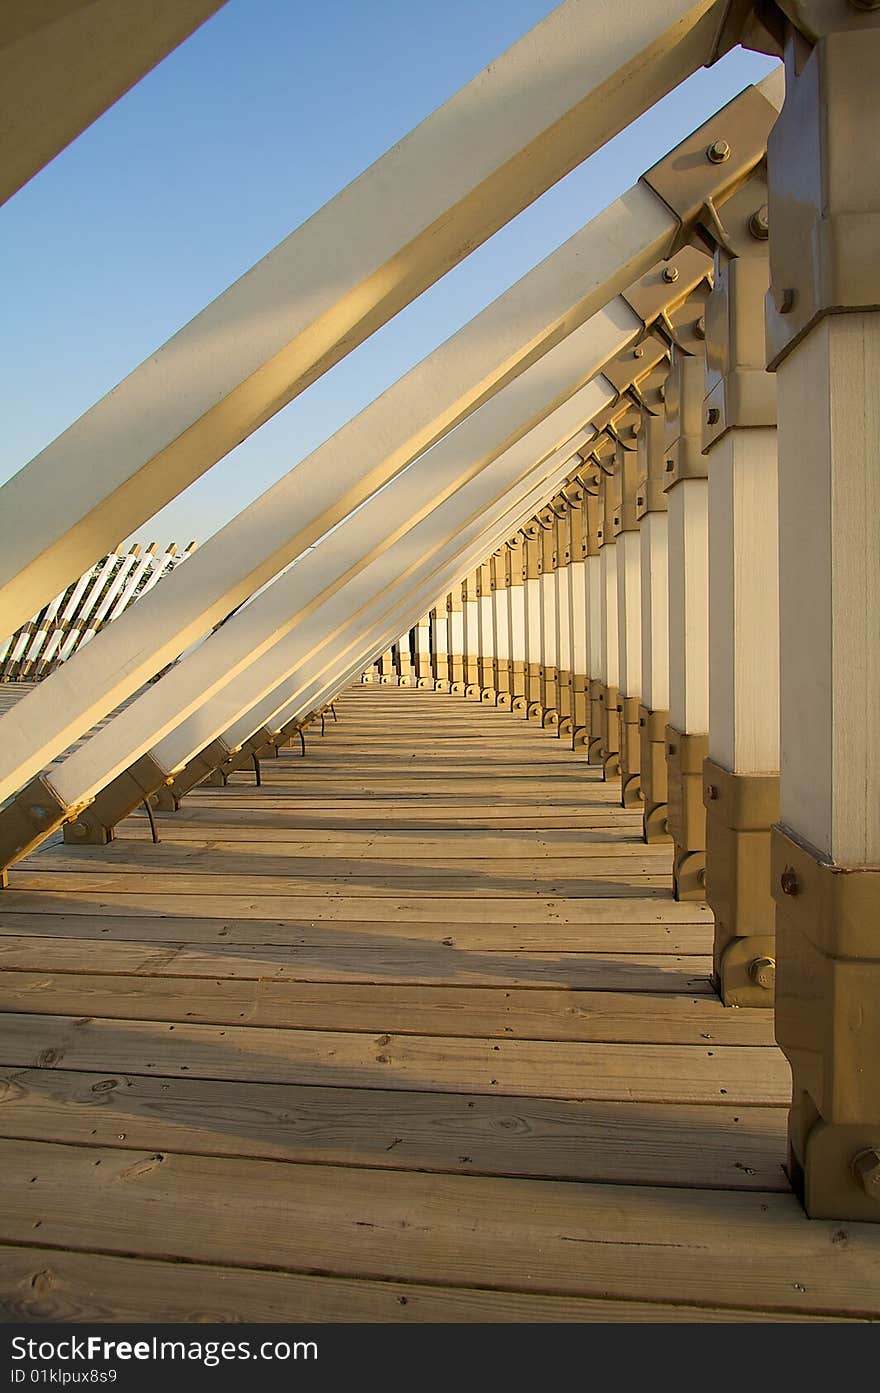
(766, 24, 880, 368)
(852, 1149, 880, 1199)
(62, 753, 170, 847)
(641, 79, 782, 257)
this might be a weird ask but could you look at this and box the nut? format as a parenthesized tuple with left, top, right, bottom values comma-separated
(662, 266, 679, 284)
(852, 1149, 880, 1198)
(707, 407, 721, 426)
(780, 866, 800, 896)
(706, 139, 731, 164)
(748, 956, 776, 991)
(774, 286, 796, 315)
(749, 204, 769, 240)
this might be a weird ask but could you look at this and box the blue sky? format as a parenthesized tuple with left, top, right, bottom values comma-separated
(0, 0, 777, 546)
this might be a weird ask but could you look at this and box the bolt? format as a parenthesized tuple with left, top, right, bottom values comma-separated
(657, 384, 666, 401)
(662, 266, 679, 284)
(706, 784, 719, 800)
(707, 139, 731, 164)
(633, 345, 645, 359)
(694, 315, 706, 340)
(780, 866, 800, 896)
(852, 1149, 880, 1197)
(775, 286, 796, 315)
(749, 956, 776, 991)
(637, 495, 644, 507)
(665, 459, 674, 472)
(707, 407, 721, 426)
(749, 204, 769, 240)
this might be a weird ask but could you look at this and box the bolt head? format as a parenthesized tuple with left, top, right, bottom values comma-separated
(774, 286, 796, 315)
(694, 315, 706, 340)
(662, 266, 680, 284)
(749, 956, 776, 990)
(706, 407, 721, 426)
(707, 784, 719, 800)
(780, 866, 800, 896)
(707, 139, 731, 164)
(852, 1149, 880, 1197)
(749, 204, 769, 240)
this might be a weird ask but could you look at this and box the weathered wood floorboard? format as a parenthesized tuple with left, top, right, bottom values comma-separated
(0, 682, 874, 1323)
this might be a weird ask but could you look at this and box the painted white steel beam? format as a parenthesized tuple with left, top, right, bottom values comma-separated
(0, 186, 675, 792)
(0, 1, 229, 207)
(159, 424, 593, 769)
(0, 0, 726, 634)
(0, 73, 782, 805)
(250, 443, 593, 745)
(52, 363, 616, 810)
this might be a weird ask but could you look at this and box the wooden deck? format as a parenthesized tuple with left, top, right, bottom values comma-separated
(0, 684, 878, 1322)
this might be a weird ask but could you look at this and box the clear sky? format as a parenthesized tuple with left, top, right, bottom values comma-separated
(0, 0, 777, 548)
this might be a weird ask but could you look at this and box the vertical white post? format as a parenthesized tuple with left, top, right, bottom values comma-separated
(765, 12, 880, 1220)
(567, 483, 589, 747)
(490, 552, 510, 705)
(477, 561, 496, 700)
(599, 470, 620, 780)
(636, 364, 672, 841)
(432, 602, 450, 690)
(663, 306, 710, 899)
(415, 613, 433, 686)
(539, 514, 559, 726)
(555, 502, 573, 736)
(507, 539, 527, 713)
(523, 526, 543, 720)
(613, 434, 643, 806)
(448, 584, 465, 692)
(701, 192, 780, 1007)
(462, 571, 481, 697)
(585, 489, 604, 765)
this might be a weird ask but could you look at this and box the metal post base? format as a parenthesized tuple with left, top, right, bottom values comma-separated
(600, 684, 620, 781)
(639, 706, 670, 843)
(63, 754, 169, 846)
(704, 759, 780, 1008)
(665, 725, 708, 901)
(618, 695, 642, 807)
(0, 775, 71, 879)
(773, 826, 880, 1222)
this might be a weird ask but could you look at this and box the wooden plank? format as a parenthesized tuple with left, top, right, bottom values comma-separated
(0, 971, 774, 1043)
(24, 852, 672, 880)
(0, 1066, 787, 1190)
(1, 1140, 877, 1315)
(0, 891, 710, 924)
(112, 828, 646, 850)
(2, 1245, 844, 1324)
(129, 807, 639, 829)
(35, 832, 664, 859)
(0, 1014, 792, 1103)
(0, 933, 715, 992)
(0, 908, 711, 950)
(5, 872, 672, 898)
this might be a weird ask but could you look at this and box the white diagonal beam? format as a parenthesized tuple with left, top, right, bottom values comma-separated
(0, 1, 229, 206)
(0, 70, 784, 800)
(0, 0, 727, 634)
(49, 328, 624, 808)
